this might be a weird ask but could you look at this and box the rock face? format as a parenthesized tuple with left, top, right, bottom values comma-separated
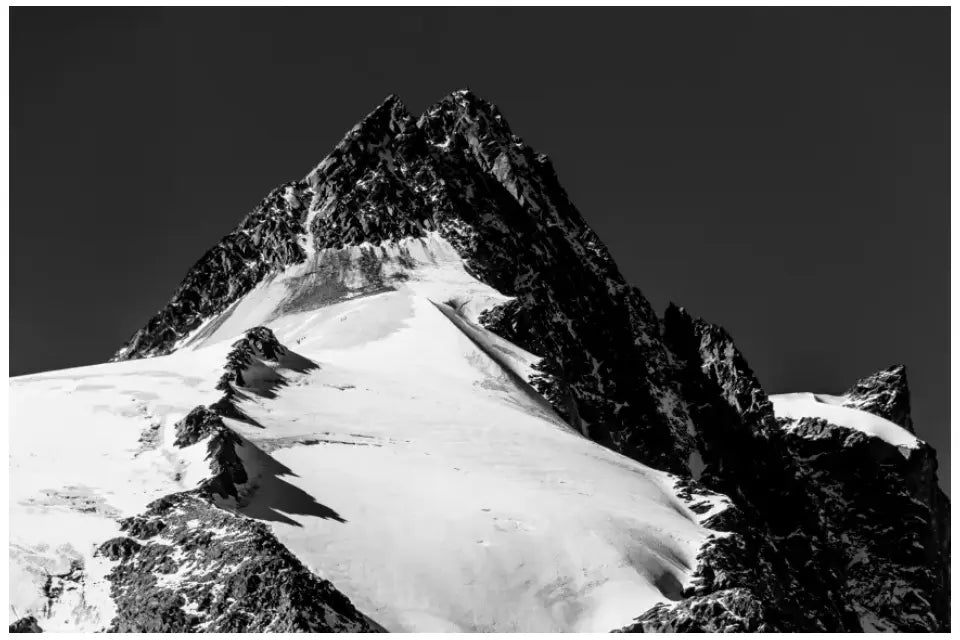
(98, 493, 383, 633)
(622, 306, 948, 632)
(112, 186, 309, 361)
(842, 364, 914, 433)
(641, 305, 858, 632)
(9, 617, 43, 633)
(780, 417, 949, 631)
(104, 91, 948, 632)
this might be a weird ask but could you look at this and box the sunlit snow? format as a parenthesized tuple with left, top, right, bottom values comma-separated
(769, 392, 920, 450)
(10, 234, 721, 632)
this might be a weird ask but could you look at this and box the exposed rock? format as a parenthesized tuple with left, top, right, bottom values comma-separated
(197, 426, 248, 500)
(213, 326, 316, 408)
(9, 616, 43, 633)
(172, 406, 247, 499)
(780, 416, 949, 631)
(101, 493, 382, 632)
(646, 305, 948, 632)
(842, 364, 914, 432)
(113, 185, 310, 361)
(618, 588, 771, 633)
(173, 406, 225, 448)
(217, 326, 286, 392)
(96, 537, 142, 562)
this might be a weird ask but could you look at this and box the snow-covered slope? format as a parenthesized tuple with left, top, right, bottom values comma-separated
(10, 348, 223, 631)
(10, 234, 729, 632)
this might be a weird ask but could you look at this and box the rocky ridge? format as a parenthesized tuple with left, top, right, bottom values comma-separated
(96, 328, 381, 632)
(620, 306, 948, 632)
(97, 493, 381, 633)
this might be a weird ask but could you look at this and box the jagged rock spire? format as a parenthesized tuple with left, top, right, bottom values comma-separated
(663, 302, 776, 431)
(842, 364, 913, 432)
(305, 93, 412, 189)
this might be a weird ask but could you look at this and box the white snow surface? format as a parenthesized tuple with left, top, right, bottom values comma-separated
(9, 347, 227, 631)
(769, 392, 920, 450)
(10, 233, 720, 632)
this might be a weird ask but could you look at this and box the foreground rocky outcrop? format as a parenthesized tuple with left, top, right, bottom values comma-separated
(98, 493, 382, 633)
(9, 616, 43, 633)
(95, 329, 381, 633)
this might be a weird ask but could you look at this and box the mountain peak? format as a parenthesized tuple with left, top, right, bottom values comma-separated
(366, 93, 409, 127)
(337, 93, 411, 144)
(842, 364, 913, 432)
(418, 88, 514, 149)
(303, 93, 413, 196)
(444, 87, 497, 109)
(12, 91, 949, 633)
(366, 92, 408, 118)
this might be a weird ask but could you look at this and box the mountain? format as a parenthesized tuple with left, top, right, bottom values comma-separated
(9, 91, 949, 633)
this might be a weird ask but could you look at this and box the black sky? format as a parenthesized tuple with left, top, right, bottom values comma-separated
(10, 7, 949, 488)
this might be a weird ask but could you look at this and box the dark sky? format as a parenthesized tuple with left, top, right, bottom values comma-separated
(10, 8, 949, 488)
